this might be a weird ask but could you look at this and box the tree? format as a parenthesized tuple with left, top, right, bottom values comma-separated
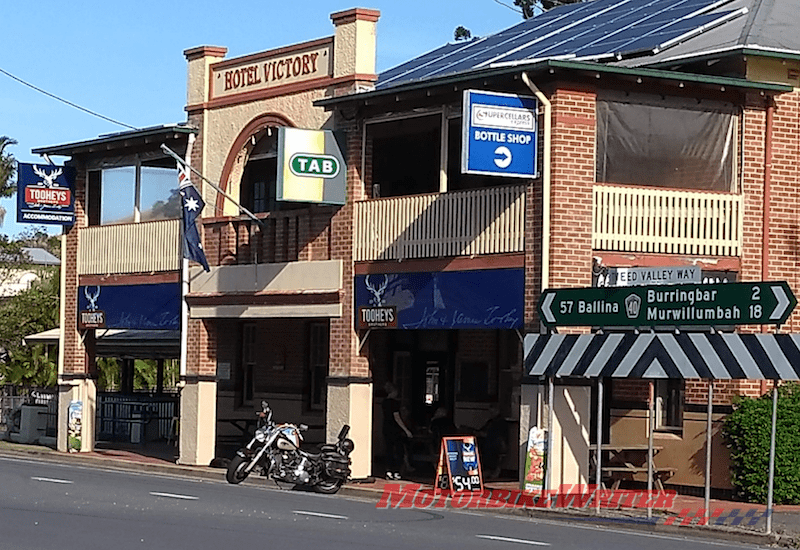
(454, 26, 473, 41)
(0, 137, 18, 227)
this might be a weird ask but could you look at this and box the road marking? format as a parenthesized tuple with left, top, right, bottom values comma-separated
(149, 492, 199, 500)
(31, 477, 73, 484)
(293, 510, 349, 520)
(476, 535, 550, 546)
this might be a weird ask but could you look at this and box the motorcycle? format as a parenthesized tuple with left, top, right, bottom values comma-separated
(226, 401, 354, 494)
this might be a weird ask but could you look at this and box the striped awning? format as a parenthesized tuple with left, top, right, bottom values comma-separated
(524, 333, 800, 380)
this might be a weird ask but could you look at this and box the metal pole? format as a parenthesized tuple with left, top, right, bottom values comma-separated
(766, 383, 778, 535)
(595, 378, 603, 514)
(704, 380, 713, 524)
(545, 376, 555, 497)
(647, 380, 654, 519)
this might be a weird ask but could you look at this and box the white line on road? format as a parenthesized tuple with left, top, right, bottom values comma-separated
(476, 535, 550, 546)
(293, 510, 349, 520)
(31, 477, 73, 484)
(149, 492, 199, 500)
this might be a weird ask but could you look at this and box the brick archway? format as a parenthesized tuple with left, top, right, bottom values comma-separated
(216, 113, 296, 214)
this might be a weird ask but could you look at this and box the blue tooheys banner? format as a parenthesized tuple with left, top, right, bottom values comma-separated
(355, 268, 523, 330)
(77, 283, 180, 330)
(17, 163, 76, 225)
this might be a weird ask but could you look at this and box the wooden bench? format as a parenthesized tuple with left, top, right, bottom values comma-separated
(601, 466, 677, 491)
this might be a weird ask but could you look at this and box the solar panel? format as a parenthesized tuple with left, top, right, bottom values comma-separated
(375, 0, 744, 90)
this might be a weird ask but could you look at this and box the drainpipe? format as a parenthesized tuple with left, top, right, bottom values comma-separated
(762, 100, 773, 333)
(521, 72, 552, 295)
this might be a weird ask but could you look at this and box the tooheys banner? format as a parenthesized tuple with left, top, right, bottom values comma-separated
(17, 163, 76, 225)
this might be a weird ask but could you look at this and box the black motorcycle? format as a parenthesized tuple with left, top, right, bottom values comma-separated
(226, 401, 354, 494)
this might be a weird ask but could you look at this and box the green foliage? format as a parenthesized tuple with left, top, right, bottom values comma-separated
(723, 383, 800, 504)
(454, 26, 472, 41)
(0, 136, 17, 197)
(0, 270, 59, 386)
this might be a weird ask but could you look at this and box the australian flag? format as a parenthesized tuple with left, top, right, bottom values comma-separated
(178, 166, 210, 272)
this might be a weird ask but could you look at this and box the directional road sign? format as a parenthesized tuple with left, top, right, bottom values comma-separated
(538, 281, 797, 327)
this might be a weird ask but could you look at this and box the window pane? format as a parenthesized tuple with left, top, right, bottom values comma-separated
(101, 167, 136, 225)
(597, 99, 734, 192)
(140, 167, 181, 221)
(369, 115, 440, 197)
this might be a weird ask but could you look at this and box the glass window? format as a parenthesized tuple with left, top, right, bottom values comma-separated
(101, 167, 136, 225)
(97, 166, 180, 225)
(596, 96, 735, 192)
(140, 167, 181, 221)
(368, 114, 441, 197)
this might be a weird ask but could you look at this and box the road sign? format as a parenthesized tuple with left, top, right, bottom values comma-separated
(462, 90, 538, 178)
(538, 282, 796, 327)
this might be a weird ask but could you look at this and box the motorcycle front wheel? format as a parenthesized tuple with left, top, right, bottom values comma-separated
(226, 455, 250, 484)
(313, 477, 344, 494)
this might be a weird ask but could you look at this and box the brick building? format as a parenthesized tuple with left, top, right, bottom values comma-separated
(34, 0, 800, 492)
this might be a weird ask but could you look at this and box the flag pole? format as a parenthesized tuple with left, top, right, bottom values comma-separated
(161, 144, 264, 228)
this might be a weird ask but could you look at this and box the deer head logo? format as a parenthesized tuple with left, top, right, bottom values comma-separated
(365, 274, 388, 307)
(32, 165, 63, 188)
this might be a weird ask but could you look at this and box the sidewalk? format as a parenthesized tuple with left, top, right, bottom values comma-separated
(2, 440, 799, 548)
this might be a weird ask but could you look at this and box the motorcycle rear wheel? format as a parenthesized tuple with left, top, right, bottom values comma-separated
(226, 455, 250, 484)
(313, 477, 344, 494)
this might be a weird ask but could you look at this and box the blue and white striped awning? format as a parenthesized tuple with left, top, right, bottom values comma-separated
(524, 333, 800, 380)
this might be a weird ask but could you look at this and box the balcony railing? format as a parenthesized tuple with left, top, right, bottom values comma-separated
(354, 185, 526, 262)
(79, 219, 181, 275)
(593, 185, 742, 256)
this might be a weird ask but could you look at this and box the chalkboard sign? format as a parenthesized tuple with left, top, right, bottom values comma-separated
(435, 436, 484, 494)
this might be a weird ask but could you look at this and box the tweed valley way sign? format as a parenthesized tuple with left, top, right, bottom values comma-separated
(538, 282, 796, 327)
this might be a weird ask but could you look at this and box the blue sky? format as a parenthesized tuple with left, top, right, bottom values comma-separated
(1, 1, 524, 237)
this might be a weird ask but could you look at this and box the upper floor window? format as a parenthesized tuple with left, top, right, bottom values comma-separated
(596, 93, 736, 192)
(88, 164, 180, 225)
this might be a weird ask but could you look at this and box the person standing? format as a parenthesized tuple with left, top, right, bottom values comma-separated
(382, 382, 412, 480)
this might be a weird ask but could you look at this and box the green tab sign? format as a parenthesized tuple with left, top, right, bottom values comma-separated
(538, 281, 796, 327)
(289, 153, 340, 179)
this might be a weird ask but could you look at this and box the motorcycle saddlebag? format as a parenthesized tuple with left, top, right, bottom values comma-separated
(322, 452, 351, 478)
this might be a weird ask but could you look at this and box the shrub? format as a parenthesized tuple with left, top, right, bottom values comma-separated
(722, 382, 800, 504)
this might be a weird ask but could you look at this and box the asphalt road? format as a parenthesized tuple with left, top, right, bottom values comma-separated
(0, 456, 768, 550)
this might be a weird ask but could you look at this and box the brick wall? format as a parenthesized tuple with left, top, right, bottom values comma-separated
(329, 110, 369, 379)
(62, 160, 88, 377)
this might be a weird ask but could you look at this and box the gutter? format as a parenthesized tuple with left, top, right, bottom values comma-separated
(521, 73, 552, 297)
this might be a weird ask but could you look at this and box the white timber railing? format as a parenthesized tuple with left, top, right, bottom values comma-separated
(593, 185, 742, 256)
(79, 219, 181, 275)
(354, 185, 526, 262)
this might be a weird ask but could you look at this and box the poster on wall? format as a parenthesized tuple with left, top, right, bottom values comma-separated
(68, 401, 82, 453)
(16, 163, 76, 225)
(355, 268, 524, 330)
(522, 426, 547, 493)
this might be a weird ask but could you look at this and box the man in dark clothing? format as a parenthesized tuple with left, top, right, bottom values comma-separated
(382, 382, 412, 480)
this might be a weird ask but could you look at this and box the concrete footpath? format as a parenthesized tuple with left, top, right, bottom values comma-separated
(1, 440, 799, 548)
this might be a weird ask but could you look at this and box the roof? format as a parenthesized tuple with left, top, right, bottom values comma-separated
(618, 0, 800, 67)
(24, 328, 180, 359)
(22, 248, 60, 266)
(32, 124, 196, 158)
(525, 332, 800, 380)
(319, 0, 799, 106)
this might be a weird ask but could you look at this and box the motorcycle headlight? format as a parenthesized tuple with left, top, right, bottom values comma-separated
(254, 428, 267, 443)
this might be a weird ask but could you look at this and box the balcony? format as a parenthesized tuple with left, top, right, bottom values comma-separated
(353, 185, 526, 262)
(79, 219, 181, 275)
(593, 185, 742, 256)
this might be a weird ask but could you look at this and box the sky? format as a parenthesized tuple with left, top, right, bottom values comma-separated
(1, 0, 524, 238)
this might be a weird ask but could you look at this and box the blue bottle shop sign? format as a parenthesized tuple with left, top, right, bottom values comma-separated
(355, 268, 523, 330)
(462, 90, 538, 178)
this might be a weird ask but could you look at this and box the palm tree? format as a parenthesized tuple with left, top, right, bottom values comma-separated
(0, 137, 17, 227)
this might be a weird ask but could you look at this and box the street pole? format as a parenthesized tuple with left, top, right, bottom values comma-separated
(766, 383, 778, 535)
(704, 379, 713, 524)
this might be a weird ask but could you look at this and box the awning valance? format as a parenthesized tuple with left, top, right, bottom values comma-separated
(524, 332, 800, 380)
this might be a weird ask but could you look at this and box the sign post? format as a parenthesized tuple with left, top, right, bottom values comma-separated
(538, 282, 796, 327)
